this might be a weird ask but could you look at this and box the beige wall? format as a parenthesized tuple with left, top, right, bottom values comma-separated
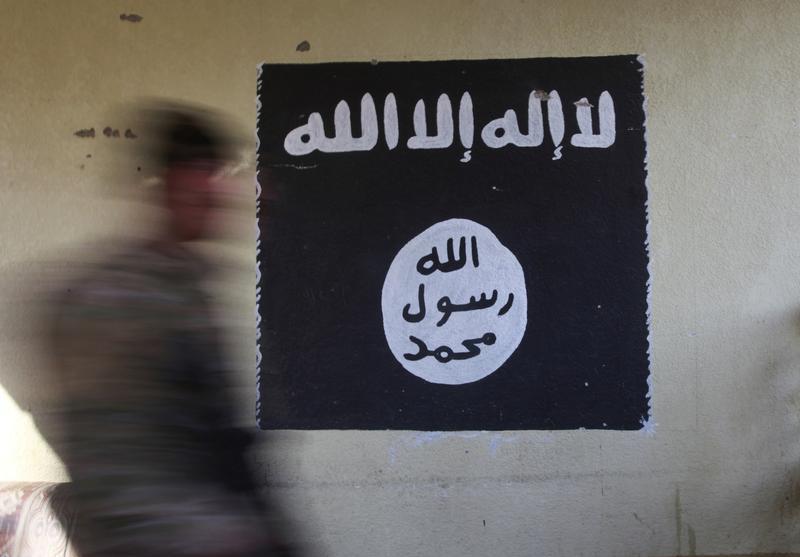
(3, 1, 800, 555)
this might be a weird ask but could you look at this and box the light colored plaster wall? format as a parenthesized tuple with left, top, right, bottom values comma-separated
(2, 1, 800, 556)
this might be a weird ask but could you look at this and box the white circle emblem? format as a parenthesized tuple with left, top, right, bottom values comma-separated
(382, 218, 527, 385)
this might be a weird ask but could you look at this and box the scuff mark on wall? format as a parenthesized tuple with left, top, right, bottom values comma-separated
(75, 127, 135, 140)
(687, 524, 697, 556)
(120, 13, 143, 23)
(386, 431, 523, 464)
(675, 486, 682, 556)
(633, 512, 656, 536)
(488, 433, 518, 456)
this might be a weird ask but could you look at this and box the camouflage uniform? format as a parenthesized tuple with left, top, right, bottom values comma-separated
(51, 243, 272, 557)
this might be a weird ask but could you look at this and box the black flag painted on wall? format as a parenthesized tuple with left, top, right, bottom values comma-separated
(256, 55, 650, 430)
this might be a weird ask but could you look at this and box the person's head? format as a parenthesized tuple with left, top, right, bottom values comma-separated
(162, 159, 224, 242)
(149, 105, 235, 242)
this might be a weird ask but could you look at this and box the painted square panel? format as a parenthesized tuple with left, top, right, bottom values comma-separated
(256, 55, 650, 430)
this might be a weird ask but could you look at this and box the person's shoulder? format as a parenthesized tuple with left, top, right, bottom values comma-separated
(58, 243, 178, 315)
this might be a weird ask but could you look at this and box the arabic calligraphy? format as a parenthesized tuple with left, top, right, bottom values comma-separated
(416, 236, 479, 276)
(404, 333, 497, 363)
(284, 89, 615, 160)
(284, 93, 379, 155)
(402, 284, 513, 327)
(436, 290, 507, 327)
(382, 218, 528, 385)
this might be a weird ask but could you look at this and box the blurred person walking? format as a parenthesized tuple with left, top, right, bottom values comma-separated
(48, 103, 295, 557)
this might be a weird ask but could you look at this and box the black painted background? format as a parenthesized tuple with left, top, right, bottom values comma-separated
(257, 55, 650, 430)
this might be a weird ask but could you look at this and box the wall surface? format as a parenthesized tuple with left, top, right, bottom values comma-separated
(2, 1, 800, 556)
